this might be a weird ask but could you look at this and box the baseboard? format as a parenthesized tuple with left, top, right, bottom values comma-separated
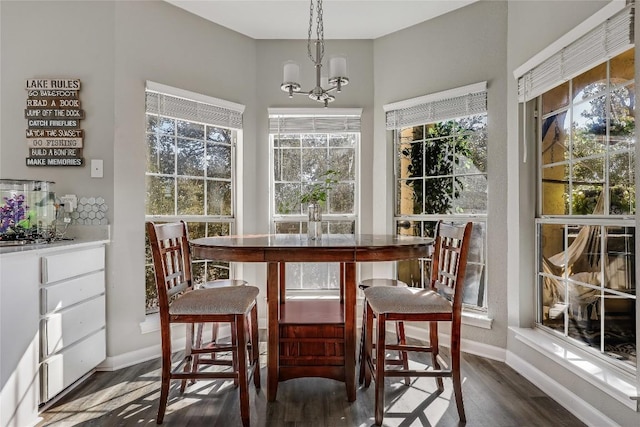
(505, 351, 619, 427)
(101, 320, 504, 371)
(401, 322, 506, 362)
(98, 335, 189, 371)
(99, 323, 242, 371)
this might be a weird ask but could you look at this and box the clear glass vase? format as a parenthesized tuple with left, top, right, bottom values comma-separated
(307, 202, 322, 240)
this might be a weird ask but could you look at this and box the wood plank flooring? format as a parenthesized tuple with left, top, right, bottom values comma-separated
(38, 337, 585, 427)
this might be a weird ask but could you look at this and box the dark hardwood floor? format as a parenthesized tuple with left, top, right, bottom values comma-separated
(38, 336, 585, 427)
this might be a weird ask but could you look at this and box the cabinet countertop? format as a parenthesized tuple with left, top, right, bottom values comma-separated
(0, 238, 109, 256)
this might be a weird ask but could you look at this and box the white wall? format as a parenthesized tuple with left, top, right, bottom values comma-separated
(0, 0, 115, 209)
(373, 0, 509, 348)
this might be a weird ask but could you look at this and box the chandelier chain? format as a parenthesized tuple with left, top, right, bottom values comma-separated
(317, 0, 324, 60)
(307, 0, 325, 63)
(307, 0, 313, 60)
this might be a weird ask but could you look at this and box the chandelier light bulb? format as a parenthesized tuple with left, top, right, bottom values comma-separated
(283, 61, 300, 85)
(329, 56, 347, 79)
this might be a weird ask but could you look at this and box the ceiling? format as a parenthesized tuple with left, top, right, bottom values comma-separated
(165, 0, 478, 40)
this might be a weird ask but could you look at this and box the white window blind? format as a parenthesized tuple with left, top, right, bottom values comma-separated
(268, 108, 362, 133)
(384, 82, 487, 130)
(145, 81, 244, 130)
(517, 3, 634, 102)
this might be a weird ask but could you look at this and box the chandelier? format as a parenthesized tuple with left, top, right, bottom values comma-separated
(280, 0, 349, 107)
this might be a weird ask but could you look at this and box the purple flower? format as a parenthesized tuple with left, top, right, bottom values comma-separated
(0, 194, 28, 234)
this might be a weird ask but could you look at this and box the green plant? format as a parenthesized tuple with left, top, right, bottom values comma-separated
(300, 170, 339, 205)
(0, 194, 29, 234)
(571, 186, 634, 215)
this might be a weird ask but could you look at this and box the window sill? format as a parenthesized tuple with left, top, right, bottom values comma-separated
(462, 309, 493, 329)
(511, 327, 639, 411)
(140, 312, 161, 334)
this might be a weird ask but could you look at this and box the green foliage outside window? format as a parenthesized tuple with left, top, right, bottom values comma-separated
(567, 82, 635, 215)
(395, 114, 488, 307)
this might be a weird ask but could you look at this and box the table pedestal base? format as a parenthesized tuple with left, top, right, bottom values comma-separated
(277, 300, 351, 392)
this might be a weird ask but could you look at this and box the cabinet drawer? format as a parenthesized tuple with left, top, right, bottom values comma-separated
(40, 329, 106, 403)
(41, 246, 105, 284)
(41, 295, 106, 356)
(41, 271, 105, 314)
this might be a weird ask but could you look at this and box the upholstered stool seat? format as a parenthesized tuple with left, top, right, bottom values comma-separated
(364, 287, 452, 314)
(170, 286, 259, 315)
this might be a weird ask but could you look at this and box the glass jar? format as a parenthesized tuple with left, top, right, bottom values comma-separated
(0, 179, 56, 242)
(307, 202, 322, 240)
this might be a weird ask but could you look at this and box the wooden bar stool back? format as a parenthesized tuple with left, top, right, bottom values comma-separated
(146, 221, 260, 426)
(363, 221, 473, 425)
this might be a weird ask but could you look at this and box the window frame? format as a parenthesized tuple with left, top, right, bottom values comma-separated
(533, 51, 636, 372)
(144, 83, 244, 313)
(268, 108, 361, 292)
(386, 83, 489, 311)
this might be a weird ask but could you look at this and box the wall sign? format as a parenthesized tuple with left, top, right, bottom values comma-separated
(24, 78, 85, 167)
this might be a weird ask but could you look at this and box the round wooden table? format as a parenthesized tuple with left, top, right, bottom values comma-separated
(190, 233, 432, 402)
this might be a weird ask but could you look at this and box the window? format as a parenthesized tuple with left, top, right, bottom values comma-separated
(144, 82, 243, 313)
(516, 3, 637, 371)
(535, 49, 636, 370)
(269, 108, 361, 290)
(387, 83, 488, 309)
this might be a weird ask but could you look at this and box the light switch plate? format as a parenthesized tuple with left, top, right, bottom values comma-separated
(91, 159, 103, 178)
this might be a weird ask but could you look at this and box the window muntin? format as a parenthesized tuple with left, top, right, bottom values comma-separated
(536, 49, 636, 370)
(144, 90, 239, 313)
(271, 130, 359, 290)
(393, 115, 488, 309)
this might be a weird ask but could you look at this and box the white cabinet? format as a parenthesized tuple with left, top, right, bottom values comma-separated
(39, 245, 106, 403)
(0, 252, 40, 427)
(40, 330, 106, 402)
(0, 241, 107, 427)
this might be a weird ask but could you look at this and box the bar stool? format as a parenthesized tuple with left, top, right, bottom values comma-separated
(146, 221, 260, 426)
(363, 222, 473, 425)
